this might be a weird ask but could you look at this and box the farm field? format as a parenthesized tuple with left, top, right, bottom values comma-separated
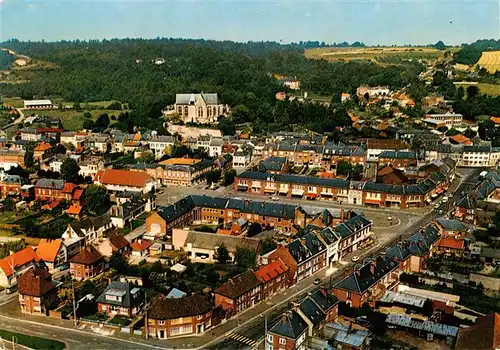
(305, 46, 458, 64)
(476, 51, 500, 74)
(22, 108, 125, 130)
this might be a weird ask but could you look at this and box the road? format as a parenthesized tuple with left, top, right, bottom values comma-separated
(205, 167, 482, 350)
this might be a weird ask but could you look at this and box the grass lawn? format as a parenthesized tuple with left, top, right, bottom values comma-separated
(1, 97, 24, 108)
(0, 329, 65, 349)
(455, 83, 500, 97)
(23, 108, 126, 131)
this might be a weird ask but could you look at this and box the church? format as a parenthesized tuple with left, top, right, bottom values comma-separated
(174, 93, 230, 124)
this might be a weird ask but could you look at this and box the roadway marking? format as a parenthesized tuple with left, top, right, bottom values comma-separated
(226, 332, 257, 347)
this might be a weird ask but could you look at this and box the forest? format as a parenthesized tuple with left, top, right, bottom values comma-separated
(454, 39, 500, 65)
(1, 38, 424, 132)
(0, 50, 15, 70)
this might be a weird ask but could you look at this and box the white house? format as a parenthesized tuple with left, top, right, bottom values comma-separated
(209, 138, 223, 158)
(147, 135, 175, 159)
(62, 214, 112, 245)
(233, 150, 251, 168)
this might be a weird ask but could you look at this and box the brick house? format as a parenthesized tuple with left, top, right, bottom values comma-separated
(377, 151, 418, 168)
(0, 174, 22, 198)
(266, 311, 308, 350)
(255, 259, 289, 299)
(214, 270, 262, 316)
(331, 256, 400, 308)
(33, 142, 53, 162)
(34, 179, 65, 201)
(336, 214, 373, 259)
(69, 245, 105, 280)
(18, 266, 58, 315)
(146, 294, 212, 339)
(266, 245, 298, 285)
(96, 281, 145, 317)
(95, 234, 130, 258)
(95, 169, 154, 194)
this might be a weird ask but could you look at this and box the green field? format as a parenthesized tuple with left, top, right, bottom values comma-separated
(0, 329, 65, 349)
(455, 83, 500, 97)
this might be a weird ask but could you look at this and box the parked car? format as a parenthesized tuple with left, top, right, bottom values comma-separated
(314, 278, 322, 285)
(270, 196, 279, 201)
(442, 197, 449, 203)
(434, 203, 440, 209)
(351, 256, 360, 262)
(438, 209, 445, 215)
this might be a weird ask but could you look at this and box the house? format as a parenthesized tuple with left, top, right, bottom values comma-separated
(0, 247, 40, 289)
(36, 239, 67, 270)
(423, 113, 463, 128)
(69, 245, 105, 280)
(233, 150, 251, 168)
(255, 259, 289, 299)
(18, 266, 57, 315)
(130, 239, 153, 257)
(386, 224, 441, 273)
(174, 93, 230, 124)
(331, 256, 400, 308)
(209, 138, 223, 157)
(341, 93, 351, 103)
(214, 270, 262, 315)
(97, 281, 145, 317)
(95, 169, 155, 194)
(95, 234, 130, 258)
(377, 151, 417, 168)
(336, 214, 372, 259)
(33, 142, 53, 162)
(258, 157, 288, 174)
(147, 294, 213, 339)
(63, 214, 112, 245)
(265, 311, 308, 350)
(434, 219, 471, 256)
(0, 150, 25, 170)
(34, 179, 65, 201)
(455, 313, 500, 350)
(294, 289, 339, 336)
(148, 135, 175, 159)
(365, 139, 409, 161)
(0, 174, 22, 198)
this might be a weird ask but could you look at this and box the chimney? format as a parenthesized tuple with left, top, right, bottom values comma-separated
(281, 313, 288, 324)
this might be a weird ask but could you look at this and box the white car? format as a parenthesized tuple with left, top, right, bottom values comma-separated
(434, 203, 440, 209)
(271, 196, 279, 201)
(442, 197, 449, 203)
(351, 256, 360, 262)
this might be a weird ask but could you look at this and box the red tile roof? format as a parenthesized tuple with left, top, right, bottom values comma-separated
(98, 169, 152, 188)
(491, 116, 500, 125)
(18, 266, 56, 297)
(70, 245, 103, 265)
(109, 234, 130, 251)
(0, 247, 40, 277)
(449, 134, 472, 145)
(72, 188, 84, 201)
(438, 237, 465, 250)
(36, 239, 63, 263)
(66, 203, 83, 215)
(255, 259, 288, 283)
(130, 239, 152, 252)
(62, 182, 77, 194)
(34, 142, 52, 152)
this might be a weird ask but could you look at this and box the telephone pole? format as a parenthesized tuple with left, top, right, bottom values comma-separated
(72, 280, 77, 327)
(144, 291, 149, 340)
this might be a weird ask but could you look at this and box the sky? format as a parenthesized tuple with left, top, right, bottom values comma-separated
(1, 0, 499, 45)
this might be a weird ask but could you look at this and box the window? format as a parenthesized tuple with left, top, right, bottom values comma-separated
(158, 320, 165, 325)
(279, 338, 286, 345)
(267, 335, 273, 343)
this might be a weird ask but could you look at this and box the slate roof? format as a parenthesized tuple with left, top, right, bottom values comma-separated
(238, 171, 350, 189)
(336, 214, 371, 239)
(175, 93, 221, 105)
(268, 311, 308, 339)
(456, 195, 475, 209)
(148, 294, 213, 320)
(96, 281, 143, 308)
(215, 270, 261, 299)
(435, 218, 468, 232)
(333, 256, 399, 294)
(378, 151, 417, 159)
(18, 267, 55, 297)
(258, 157, 287, 172)
(35, 178, 65, 190)
(287, 232, 326, 264)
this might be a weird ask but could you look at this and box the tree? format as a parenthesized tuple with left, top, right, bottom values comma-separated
(206, 169, 221, 184)
(434, 41, 446, 50)
(83, 184, 109, 215)
(336, 160, 352, 175)
(24, 150, 34, 168)
(422, 298, 434, 317)
(83, 111, 92, 118)
(218, 117, 236, 136)
(235, 247, 257, 268)
(110, 252, 129, 273)
(445, 128, 460, 137)
(215, 244, 229, 264)
(107, 101, 122, 110)
(82, 119, 94, 130)
(60, 157, 80, 182)
(223, 169, 237, 186)
(137, 151, 155, 163)
(73, 102, 81, 110)
(94, 113, 110, 131)
(247, 222, 262, 237)
(463, 128, 477, 139)
(466, 85, 480, 100)
(261, 239, 277, 255)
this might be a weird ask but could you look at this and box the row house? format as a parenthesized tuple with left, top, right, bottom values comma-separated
(0, 150, 25, 170)
(386, 224, 441, 273)
(235, 171, 446, 209)
(255, 259, 289, 299)
(85, 134, 110, 153)
(258, 156, 288, 174)
(336, 214, 372, 259)
(268, 232, 327, 284)
(377, 151, 418, 168)
(422, 112, 463, 128)
(33, 179, 84, 203)
(331, 256, 401, 308)
(364, 139, 409, 161)
(146, 294, 212, 339)
(63, 213, 112, 245)
(266, 289, 339, 350)
(425, 144, 500, 167)
(214, 270, 263, 315)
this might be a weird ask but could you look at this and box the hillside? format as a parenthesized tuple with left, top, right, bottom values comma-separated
(0, 38, 424, 132)
(454, 39, 500, 66)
